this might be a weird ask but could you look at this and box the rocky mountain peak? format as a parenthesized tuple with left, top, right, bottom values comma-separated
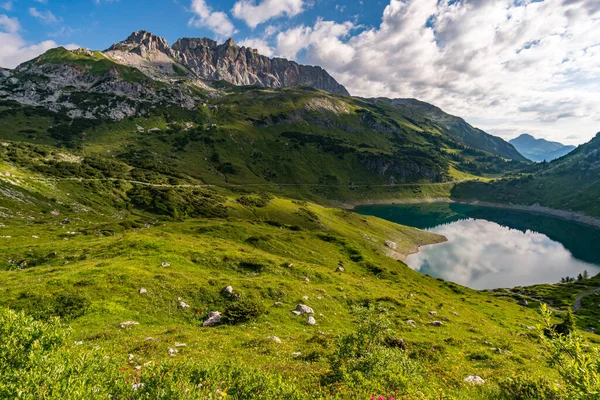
(108, 30, 173, 58)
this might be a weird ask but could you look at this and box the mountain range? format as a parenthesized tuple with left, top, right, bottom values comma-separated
(0, 30, 529, 196)
(509, 133, 576, 162)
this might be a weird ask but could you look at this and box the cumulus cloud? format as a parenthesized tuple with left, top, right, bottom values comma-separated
(232, 0, 305, 28)
(0, 15, 76, 69)
(188, 0, 237, 38)
(275, 0, 600, 144)
(238, 37, 274, 56)
(0, 14, 19, 33)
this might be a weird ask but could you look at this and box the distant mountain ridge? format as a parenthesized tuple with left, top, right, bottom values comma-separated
(509, 133, 575, 162)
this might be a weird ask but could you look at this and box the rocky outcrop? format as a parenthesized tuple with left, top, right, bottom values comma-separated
(110, 31, 349, 96)
(0, 57, 198, 120)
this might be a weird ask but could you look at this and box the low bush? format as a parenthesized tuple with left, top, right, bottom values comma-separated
(223, 296, 267, 324)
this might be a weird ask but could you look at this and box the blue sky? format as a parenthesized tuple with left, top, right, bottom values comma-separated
(1, 0, 599, 145)
(1, 0, 389, 51)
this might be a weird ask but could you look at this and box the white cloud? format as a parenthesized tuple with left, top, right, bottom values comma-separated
(188, 0, 237, 38)
(0, 15, 77, 69)
(29, 7, 60, 24)
(1, 1, 13, 11)
(276, 0, 600, 144)
(232, 0, 305, 28)
(238, 37, 274, 56)
(0, 14, 19, 33)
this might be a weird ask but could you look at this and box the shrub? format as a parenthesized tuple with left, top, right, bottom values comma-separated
(0, 308, 303, 399)
(223, 296, 267, 324)
(327, 305, 422, 395)
(538, 304, 600, 398)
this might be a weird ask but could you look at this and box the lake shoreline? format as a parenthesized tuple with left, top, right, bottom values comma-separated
(347, 197, 600, 229)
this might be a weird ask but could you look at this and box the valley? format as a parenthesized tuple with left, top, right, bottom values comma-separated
(0, 31, 599, 400)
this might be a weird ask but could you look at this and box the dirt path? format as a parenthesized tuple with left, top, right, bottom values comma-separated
(18, 177, 465, 189)
(501, 289, 562, 313)
(572, 287, 600, 313)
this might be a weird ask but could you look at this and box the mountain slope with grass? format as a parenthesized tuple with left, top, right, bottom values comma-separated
(0, 139, 578, 398)
(453, 133, 600, 218)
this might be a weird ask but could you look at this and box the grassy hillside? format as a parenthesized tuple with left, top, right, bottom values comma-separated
(0, 169, 573, 399)
(369, 98, 527, 162)
(0, 85, 527, 207)
(452, 133, 600, 218)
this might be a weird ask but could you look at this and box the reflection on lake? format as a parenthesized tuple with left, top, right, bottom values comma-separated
(355, 203, 600, 289)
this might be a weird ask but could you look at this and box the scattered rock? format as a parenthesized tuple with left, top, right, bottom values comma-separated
(302, 296, 309, 300)
(431, 321, 444, 327)
(335, 266, 345, 272)
(148, 128, 161, 133)
(291, 311, 302, 316)
(429, 311, 437, 316)
(175, 343, 187, 347)
(224, 286, 234, 294)
(203, 311, 222, 327)
(132, 383, 145, 391)
(31, 235, 39, 239)
(178, 298, 190, 308)
(120, 321, 139, 329)
(139, 288, 147, 295)
(384, 240, 397, 250)
(518, 299, 529, 306)
(128, 354, 135, 361)
(136, 126, 145, 133)
(406, 320, 417, 327)
(51, 210, 60, 216)
(74, 341, 83, 346)
(168, 348, 176, 357)
(303, 276, 310, 282)
(268, 336, 282, 344)
(291, 352, 302, 358)
(61, 219, 70, 224)
(161, 262, 171, 267)
(295, 304, 314, 314)
(307, 316, 316, 326)
(464, 376, 485, 385)
(452, 311, 458, 316)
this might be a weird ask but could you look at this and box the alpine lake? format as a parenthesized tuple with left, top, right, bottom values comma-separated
(355, 203, 600, 290)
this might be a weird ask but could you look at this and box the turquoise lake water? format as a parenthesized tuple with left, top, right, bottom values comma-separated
(355, 203, 600, 289)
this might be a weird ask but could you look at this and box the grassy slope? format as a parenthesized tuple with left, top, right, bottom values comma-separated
(452, 133, 600, 218)
(0, 87, 525, 207)
(0, 181, 564, 398)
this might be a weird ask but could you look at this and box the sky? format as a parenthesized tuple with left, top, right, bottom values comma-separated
(0, 0, 599, 145)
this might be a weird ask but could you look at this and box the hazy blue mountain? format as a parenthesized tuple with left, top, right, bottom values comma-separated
(510, 133, 576, 162)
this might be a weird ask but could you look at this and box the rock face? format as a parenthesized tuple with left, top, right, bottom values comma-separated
(108, 31, 176, 59)
(114, 31, 349, 96)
